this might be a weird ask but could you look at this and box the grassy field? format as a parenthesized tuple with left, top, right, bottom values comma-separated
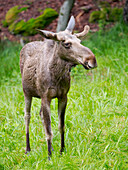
(0, 22, 128, 169)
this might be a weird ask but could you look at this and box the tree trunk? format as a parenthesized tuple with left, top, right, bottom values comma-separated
(56, 0, 75, 32)
(123, 0, 128, 24)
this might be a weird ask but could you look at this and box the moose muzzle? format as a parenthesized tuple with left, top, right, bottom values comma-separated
(82, 55, 97, 70)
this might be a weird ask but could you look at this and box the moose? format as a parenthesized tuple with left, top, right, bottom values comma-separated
(20, 16, 97, 158)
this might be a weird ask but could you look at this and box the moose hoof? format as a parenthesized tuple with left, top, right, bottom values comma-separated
(25, 151, 30, 156)
(25, 149, 31, 155)
(48, 156, 51, 161)
(60, 147, 66, 155)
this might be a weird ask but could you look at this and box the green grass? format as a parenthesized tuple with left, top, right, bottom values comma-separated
(0, 22, 128, 169)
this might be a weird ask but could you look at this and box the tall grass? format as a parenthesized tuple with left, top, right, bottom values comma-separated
(0, 22, 128, 169)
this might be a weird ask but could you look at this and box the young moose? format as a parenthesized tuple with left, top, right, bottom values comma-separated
(20, 16, 97, 157)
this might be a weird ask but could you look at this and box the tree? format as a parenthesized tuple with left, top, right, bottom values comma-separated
(56, 0, 75, 32)
(123, 0, 128, 24)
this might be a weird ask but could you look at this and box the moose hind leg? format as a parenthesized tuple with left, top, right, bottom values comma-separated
(58, 95, 67, 153)
(24, 95, 32, 154)
(40, 98, 52, 157)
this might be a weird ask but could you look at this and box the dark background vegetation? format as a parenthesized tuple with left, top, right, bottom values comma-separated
(0, 0, 125, 42)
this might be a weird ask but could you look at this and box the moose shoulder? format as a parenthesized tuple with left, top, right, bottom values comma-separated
(20, 16, 97, 158)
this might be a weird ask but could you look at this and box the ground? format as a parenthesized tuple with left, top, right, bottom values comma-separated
(0, 0, 125, 42)
(0, 22, 128, 169)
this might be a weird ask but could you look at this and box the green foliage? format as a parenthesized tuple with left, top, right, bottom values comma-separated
(5, 6, 19, 25)
(0, 22, 128, 169)
(5, 6, 28, 26)
(99, 1, 111, 8)
(9, 20, 25, 33)
(89, 11, 101, 23)
(89, 7, 123, 23)
(7, 8, 58, 36)
(34, 8, 58, 28)
(109, 8, 123, 22)
(2, 20, 8, 27)
(99, 9, 107, 20)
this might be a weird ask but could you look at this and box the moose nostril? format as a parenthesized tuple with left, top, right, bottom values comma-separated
(88, 60, 97, 68)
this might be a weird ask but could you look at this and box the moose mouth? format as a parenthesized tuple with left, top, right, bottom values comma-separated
(82, 63, 92, 70)
(82, 62, 96, 70)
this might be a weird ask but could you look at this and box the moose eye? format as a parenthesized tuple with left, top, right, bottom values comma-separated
(64, 42, 71, 49)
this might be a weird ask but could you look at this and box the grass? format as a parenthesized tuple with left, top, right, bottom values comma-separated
(0, 22, 128, 169)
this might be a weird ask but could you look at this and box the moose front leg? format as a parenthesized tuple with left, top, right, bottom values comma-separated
(58, 95, 67, 154)
(40, 98, 52, 158)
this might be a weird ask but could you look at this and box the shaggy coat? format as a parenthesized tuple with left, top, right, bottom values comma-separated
(20, 16, 97, 157)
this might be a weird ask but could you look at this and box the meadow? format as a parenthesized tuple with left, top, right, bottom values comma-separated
(0, 22, 128, 169)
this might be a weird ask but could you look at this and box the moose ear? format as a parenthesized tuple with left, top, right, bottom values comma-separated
(36, 29, 58, 41)
(66, 16, 75, 33)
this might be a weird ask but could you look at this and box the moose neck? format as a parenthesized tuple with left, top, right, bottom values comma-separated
(48, 41, 72, 79)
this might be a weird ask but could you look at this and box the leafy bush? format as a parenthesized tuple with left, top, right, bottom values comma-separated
(89, 11, 101, 23)
(13, 8, 58, 36)
(5, 6, 28, 26)
(3, 6, 58, 36)
(89, 7, 123, 23)
(109, 8, 123, 22)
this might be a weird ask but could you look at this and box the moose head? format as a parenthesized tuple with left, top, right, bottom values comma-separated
(38, 16, 97, 70)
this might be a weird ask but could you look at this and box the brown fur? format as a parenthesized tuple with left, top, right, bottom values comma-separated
(20, 17, 97, 157)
